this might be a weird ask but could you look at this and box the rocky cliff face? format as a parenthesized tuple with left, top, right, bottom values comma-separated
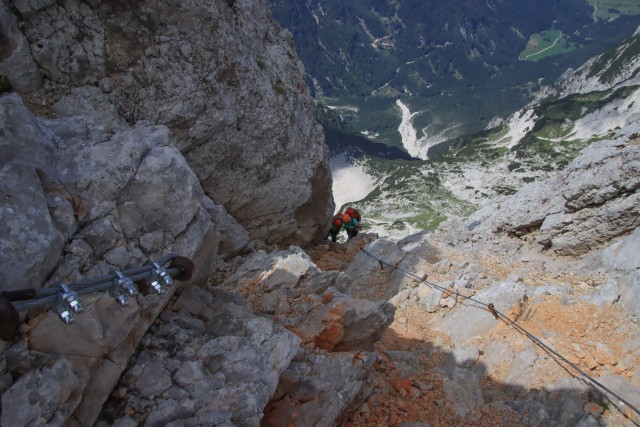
(1, 0, 333, 425)
(469, 136, 640, 256)
(0, 86, 252, 426)
(1, 0, 334, 244)
(2, 1, 640, 426)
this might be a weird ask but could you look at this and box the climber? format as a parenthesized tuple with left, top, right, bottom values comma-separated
(325, 212, 344, 242)
(345, 207, 361, 223)
(342, 212, 361, 240)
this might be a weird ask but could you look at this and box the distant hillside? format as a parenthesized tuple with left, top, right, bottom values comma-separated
(269, 0, 640, 148)
(325, 29, 640, 239)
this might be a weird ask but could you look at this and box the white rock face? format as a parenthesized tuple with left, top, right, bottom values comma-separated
(0, 91, 249, 427)
(469, 139, 640, 255)
(8, 0, 334, 244)
(540, 34, 640, 99)
(330, 153, 377, 211)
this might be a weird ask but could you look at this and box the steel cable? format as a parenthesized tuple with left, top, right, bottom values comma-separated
(360, 247, 640, 417)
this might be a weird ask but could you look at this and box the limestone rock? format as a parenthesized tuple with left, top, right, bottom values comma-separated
(470, 140, 640, 255)
(385, 351, 424, 378)
(135, 361, 173, 398)
(442, 366, 484, 417)
(435, 281, 529, 345)
(0, 357, 79, 427)
(594, 375, 640, 415)
(0, 163, 64, 292)
(7, 0, 334, 244)
(290, 289, 395, 352)
(262, 349, 375, 427)
(341, 238, 406, 297)
(0, 1, 42, 92)
(144, 398, 196, 427)
(225, 246, 319, 291)
(580, 225, 640, 316)
(387, 253, 430, 299)
(0, 92, 245, 427)
(504, 347, 539, 391)
(581, 279, 619, 307)
(116, 288, 300, 426)
(453, 345, 480, 369)
(417, 283, 442, 313)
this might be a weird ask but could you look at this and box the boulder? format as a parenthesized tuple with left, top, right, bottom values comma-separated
(0, 163, 64, 292)
(262, 349, 375, 427)
(579, 226, 640, 316)
(224, 246, 319, 292)
(435, 281, 529, 345)
(341, 238, 406, 297)
(1, 358, 79, 427)
(289, 289, 395, 352)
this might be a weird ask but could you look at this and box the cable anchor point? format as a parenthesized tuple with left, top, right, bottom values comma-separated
(487, 303, 500, 320)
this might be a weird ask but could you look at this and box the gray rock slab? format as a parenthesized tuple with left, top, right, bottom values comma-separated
(0, 163, 63, 292)
(468, 140, 640, 256)
(385, 351, 423, 378)
(342, 238, 405, 296)
(600, 226, 640, 272)
(225, 247, 318, 291)
(172, 361, 209, 388)
(262, 349, 374, 427)
(291, 289, 394, 352)
(0, 1, 42, 92)
(435, 281, 529, 345)
(144, 398, 196, 427)
(387, 253, 430, 298)
(442, 366, 484, 417)
(173, 287, 215, 317)
(417, 283, 443, 313)
(505, 347, 539, 391)
(453, 345, 480, 369)
(595, 375, 640, 413)
(135, 362, 173, 398)
(581, 279, 620, 307)
(0, 358, 79, 427)
(481, 342, 515, 378)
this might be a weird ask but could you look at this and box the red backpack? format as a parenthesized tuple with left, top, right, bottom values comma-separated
(345, 207, 361, 222)
(332, 213, 343, 228)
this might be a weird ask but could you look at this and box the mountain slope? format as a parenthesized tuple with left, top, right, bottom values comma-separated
(270, 0, 640, 147)
(327, 29, 640, 240)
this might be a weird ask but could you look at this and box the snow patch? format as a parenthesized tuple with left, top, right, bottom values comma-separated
(396, 99, 422, 158)
(360, 130, 380, 140)
(396, 100, 456, 160)
(571, 88, 640, 140)
(327, 104, 359, 113)
(330, 153, 377, 212)
(497, 109, 538, 148)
